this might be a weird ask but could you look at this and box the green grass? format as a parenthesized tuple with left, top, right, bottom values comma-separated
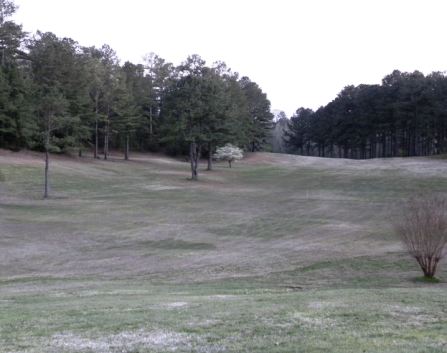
(412, 276, 442, 283)
(0, 150, 446, 352)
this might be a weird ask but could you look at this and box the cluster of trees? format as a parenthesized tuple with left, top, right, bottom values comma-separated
(285, 70, 447, 159)
(0, 1, 274, 189)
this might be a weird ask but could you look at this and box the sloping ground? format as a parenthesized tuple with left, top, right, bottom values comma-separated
(1, 150, 447, 352)
(246, 151, 447, 175)
(1, 149, 445, 284)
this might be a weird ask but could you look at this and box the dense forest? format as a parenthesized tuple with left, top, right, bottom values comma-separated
(2, 0, 447, 164)
(284, 70, 447, 159)
(0, 1, 274, 168)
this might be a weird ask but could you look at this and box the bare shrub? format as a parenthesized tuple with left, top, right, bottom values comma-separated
(394, 194, 447, 279)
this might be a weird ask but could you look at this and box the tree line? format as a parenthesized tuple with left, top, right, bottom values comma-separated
(0, 1, 274, 175)
(284, 70, 447, 159)
(5, 0, 447, 171)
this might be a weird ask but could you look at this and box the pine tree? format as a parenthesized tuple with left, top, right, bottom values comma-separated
(239, 76, 274, 152)
(0, 0, 25, 66)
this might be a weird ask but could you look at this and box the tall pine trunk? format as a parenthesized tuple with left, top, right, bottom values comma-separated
(149, 106, 153, 135)
(104, 118, 109, 160)
(94, 117, 99, 159)
(125, 133, 129, 160)
(94, 92, 99, 159)
(189, 141, 201, 180)
(44, 130, 50, 199)
(207, 142, 213, 171)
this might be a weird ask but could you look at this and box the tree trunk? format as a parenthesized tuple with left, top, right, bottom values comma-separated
(104, 119, 109, 160)
(207, 142, 213, 171)
(149, 105, 153, 135)
(125, 133, 129, 160)
(189, 141, 200, 180)
(14, 114, 25, 150)
(94, 118, 98, 159)
(44, 131, 50, 199)
(0, 120, 4, 147)
(94, 93, 99, 159)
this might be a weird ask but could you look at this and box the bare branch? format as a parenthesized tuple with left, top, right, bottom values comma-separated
(394, 194, 447, 278)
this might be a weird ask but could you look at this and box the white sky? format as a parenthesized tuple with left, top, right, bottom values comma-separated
(12, 0, 447, 117)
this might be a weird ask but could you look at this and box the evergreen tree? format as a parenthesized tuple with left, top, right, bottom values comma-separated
(82, 44, 122, 159)
(288, 70, 447, 159)
(0, 62, 32, 149)
(141, 52, 175, 148)
(161, 57, 241, 179)
(284, 108, 314, 155)
(0, 0, 29, 149)
(26, 32, 87, 197)
(31, 85, 76, 198)
(115, 61, 144, 160)
(0, 0, 25, 66)
(239, 76, 274, 151)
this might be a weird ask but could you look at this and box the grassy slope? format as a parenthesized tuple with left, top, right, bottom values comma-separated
(0, 150, 446, 352)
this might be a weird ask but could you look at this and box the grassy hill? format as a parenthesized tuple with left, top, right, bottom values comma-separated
(0, 150, 446, 352)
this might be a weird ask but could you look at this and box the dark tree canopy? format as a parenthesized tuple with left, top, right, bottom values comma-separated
(5, 0, 447, 177)
(239, 76, 274, 152)
(0, 1, 275, 166)
(284, 70, 447, 159)
(160, 60, 245, 179)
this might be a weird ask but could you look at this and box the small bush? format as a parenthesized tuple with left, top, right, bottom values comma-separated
(394, 194, 447, 279)
(213, 143, 243, 168)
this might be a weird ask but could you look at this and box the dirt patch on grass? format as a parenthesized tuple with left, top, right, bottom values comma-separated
(241, 152, 276, 164)
(0, 149, 44, 165)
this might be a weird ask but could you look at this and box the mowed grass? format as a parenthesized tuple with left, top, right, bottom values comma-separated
(0, 149, 446, 352)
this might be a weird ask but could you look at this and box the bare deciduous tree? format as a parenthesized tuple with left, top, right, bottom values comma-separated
(394, 194, 447, 279)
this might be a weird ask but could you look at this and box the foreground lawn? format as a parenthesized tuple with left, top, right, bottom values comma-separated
(0, 150, 446, 352)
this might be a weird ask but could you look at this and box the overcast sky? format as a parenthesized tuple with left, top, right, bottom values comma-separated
(12, 0, 447, 117)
